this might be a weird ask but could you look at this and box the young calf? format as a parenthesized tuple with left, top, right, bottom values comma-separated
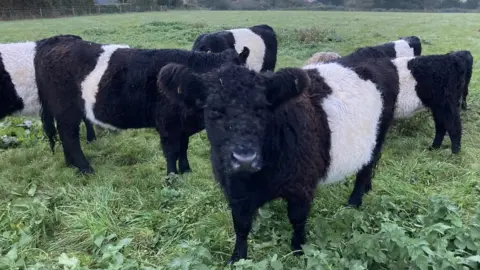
(391, 52, 467, 154)
(34, 36, 249, 175)
(158, 58, 399, 263)
(448, 50, 473, 110)
(192, 24, 277, 72)
(0, 35, 96, 142)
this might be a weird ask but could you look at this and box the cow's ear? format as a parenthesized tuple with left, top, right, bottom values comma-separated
(238, 46, 250, 64)
(157, 63, 207, 108)
(266, 68, 310, 108)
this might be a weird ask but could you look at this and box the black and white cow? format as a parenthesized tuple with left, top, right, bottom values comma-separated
(338, 36, 422, 63)
(389, 53, 467, 154)
(303, 36, 422, 66)
(34, 35, 249, 175)
(0, 35, 96, 142)
(157, 57, 400, 263)
(192, 24, 277, 72)
(332, 50, 466, 154)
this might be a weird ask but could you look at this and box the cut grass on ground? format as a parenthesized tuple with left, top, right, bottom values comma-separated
(1, 10, 480, 269)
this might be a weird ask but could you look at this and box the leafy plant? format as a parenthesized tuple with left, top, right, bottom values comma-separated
(0, 119, 44, 149)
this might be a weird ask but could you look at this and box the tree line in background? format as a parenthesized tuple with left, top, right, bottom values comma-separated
(0, 0, 480, 13)
(0, 0, 93, 8)
(196, 0, 480, 11)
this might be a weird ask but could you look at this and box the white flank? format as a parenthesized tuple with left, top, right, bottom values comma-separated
(304, 63, 384, 185)
(228, 28, 266, 72)
(0, 42, 39, 116)
(81, 44, 129, 130)
(391, 57, 426, 118)
(393, 40, 414, 58)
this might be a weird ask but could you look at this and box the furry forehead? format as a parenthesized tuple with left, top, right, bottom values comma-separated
(206, 64, 269, 89)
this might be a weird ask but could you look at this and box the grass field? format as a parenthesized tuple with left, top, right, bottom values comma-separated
(1, 10, 480, 269)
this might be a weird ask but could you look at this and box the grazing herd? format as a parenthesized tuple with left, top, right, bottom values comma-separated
(0, 23, 475, 263)
(35, 34, 250, 174)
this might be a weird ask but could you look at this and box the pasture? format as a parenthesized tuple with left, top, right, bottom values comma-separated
(1, 10, 480, 269)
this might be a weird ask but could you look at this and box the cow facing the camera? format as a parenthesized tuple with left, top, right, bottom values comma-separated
(158, 58, 399, 263)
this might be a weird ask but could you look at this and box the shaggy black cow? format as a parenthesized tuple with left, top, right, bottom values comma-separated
(389, 52, 467, 154)
(158, 58, 399, 262)
(34, 36, 249, 174)
(448, 50, 473, 110)
(192, 24, 277, 72)
(0, 34, 96, 142)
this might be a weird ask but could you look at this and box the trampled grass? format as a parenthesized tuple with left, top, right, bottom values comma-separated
(1, 10, 480, 269)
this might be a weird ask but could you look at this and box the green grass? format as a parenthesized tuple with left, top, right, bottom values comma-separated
(1, 10, 480, 269)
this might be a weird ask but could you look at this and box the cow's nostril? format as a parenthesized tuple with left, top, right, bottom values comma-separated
(232, 152, 257, 166)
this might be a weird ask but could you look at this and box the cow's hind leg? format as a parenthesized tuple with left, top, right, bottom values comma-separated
(178, 134, 191, 174)
(84, 117, 96, 143)
(430, 109, 447, 150)
(56, 113, 94, 174)
(347, 162, 374, 208)
(348, 120, 389, 207)
(444, 106, 462, 154)
(160, 135, 180, 175)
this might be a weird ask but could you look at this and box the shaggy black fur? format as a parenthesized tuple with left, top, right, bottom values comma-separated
(158, 58, 399, 263)
(448, 50, 473, 110)
(34, 36, 249, 174)
(0, 34, 96, 143)
(406, 53, 467, 154)
(37, 34, 83, 42)
(192, 24, 277, 72)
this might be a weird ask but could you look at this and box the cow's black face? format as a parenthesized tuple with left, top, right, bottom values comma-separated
(158, 63, 310, 176)
(193, 34, 230, 53)
(203, 67, 269, 174)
